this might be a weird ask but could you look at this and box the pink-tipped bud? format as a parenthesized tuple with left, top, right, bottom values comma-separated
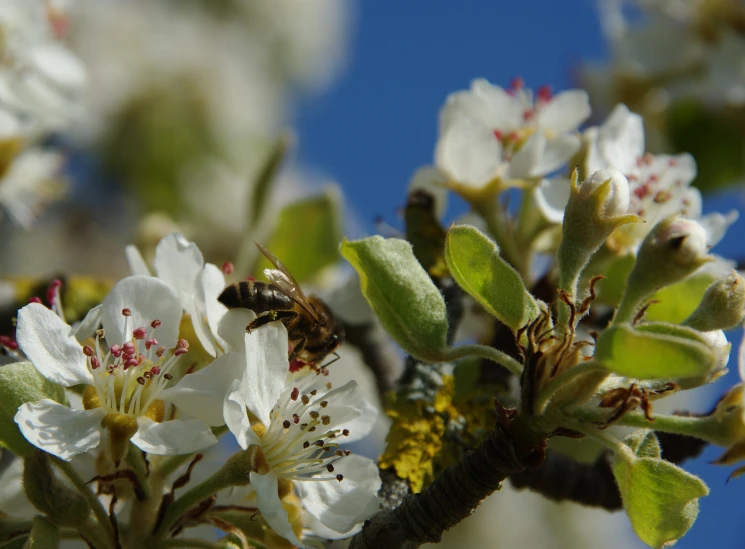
(132, 327, 147, 340)
(82, 345, 94, 357)
(90, 356, 101, 369)
(121, 308, 132, 317)
(150, 319, 161, 329)
(156, 346, 166, 357)
(222, 261, 234, 275)
(110, 344, 122, 357)
(28, 296, 42, 304)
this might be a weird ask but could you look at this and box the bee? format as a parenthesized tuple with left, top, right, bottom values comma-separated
(218, 243, 344, 367)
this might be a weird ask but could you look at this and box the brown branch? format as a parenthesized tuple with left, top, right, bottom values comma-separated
(349, 405, 544, 549)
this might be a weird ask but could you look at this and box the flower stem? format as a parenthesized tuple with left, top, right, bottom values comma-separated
(444, 344, 523, 375)
(533, 361, 607, 415)
(471, 196, 527, 278)
(53, 457, 114, 540)
(154, 450, 253, 538)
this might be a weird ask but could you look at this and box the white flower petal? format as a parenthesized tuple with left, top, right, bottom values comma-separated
(153, 233, 204, 309)
(508, 133, 546, 179)
(14, 400, 105, 461)
(435, 117, 502, 188)
(250, 470, 303, 547)
(193, 263, 228, 357)
(295, 455, 381, 535)
(533, 177, 571, 224)
(217, 308, 256, 353)
(244, 323, 290, 426)
(125, 245, 151, 277)
(130, 417, 217, 455)
(534, 134, 581, 177)
(224, 378, 258, 450)
(100, 276, 182, 349)
(74, 304, 103, 343)
(160, 351, 246, 426)
(596, 104, 644, 173)
(16, 303, 92, 387)
(537, 90, 591, 134)
(699, 210, 739, 248)
(470, 78, 523, 131)
(311, 381, 378, 444)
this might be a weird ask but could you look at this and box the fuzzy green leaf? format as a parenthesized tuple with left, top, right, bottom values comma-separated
(256, 186, 343, 283)
(0, 362, 67, 457)
(341, 236, 448, 361)
(594, 324, 716, 379)
(23, 516, 59, 549)
(445, 225, 538, 332)
(643, 272, 718, 324)
(613, 431, 708, 548)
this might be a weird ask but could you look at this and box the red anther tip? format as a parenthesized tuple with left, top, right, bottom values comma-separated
(511, 76, 525, 90)
(222, 261, 234, 275)
(122, 308, 132, 317)
(28, 296, 42, 304)
(493, 129, 503, 141)
(132, 327, 147, 340)
(537, 85, 552, 102)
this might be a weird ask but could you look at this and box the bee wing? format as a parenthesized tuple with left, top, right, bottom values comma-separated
(256, 243, 321, 322)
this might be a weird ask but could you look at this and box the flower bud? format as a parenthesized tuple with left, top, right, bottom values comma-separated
(683, 271, 745, 332)
(614, 217, 713, 324)
(23, 451, 90, 528)
(557, 168, 638, 297)
(578, 168, 631, 217)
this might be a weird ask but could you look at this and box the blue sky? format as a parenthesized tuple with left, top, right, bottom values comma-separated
(294, 1, 745, 547)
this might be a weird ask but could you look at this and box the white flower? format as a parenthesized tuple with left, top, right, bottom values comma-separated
(163, 322, 381, 545)
(0, 145, 64, 229)
(126, 233, 250, 357)
(537, 103, 738, 249)
(0, 0, 87, 133)
(435, 78, 590, 191)
(13, 276, 217, 461)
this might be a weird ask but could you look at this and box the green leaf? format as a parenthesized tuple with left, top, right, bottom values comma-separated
(0, 363, 67, 457)
(594, 324, 716, 380)
(248, 134, 290, 231)
(624, 429, 661, 459)
(341, 236, 449, 361)
(613, 431, 708, 548)
(256, 186, 343, 283)
(23, 516, 58, 549)
(445, 225, 538, 332)
(644, 272, 718, 324)
(667, 99, 745, 193)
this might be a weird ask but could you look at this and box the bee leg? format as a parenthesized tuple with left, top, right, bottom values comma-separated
(246, 310, 298, 333)
(289, 336, 308, 361)
(319, 352, 341, 369)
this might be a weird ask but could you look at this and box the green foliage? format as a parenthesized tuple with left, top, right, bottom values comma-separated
(23, 452, 90, 527)
(248, 134, 290, 232)
(613, 430, 708, 548)
(0, 362, 67, 457)
(645, 272, 718, 324)
(23, 517, 58, 549)
(445, 225, 538, 332)
(341, 236, 449, 361)
(256, 187, 343, 283)
(594, 323, 716, 379)
(667, 100, 745, 193)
